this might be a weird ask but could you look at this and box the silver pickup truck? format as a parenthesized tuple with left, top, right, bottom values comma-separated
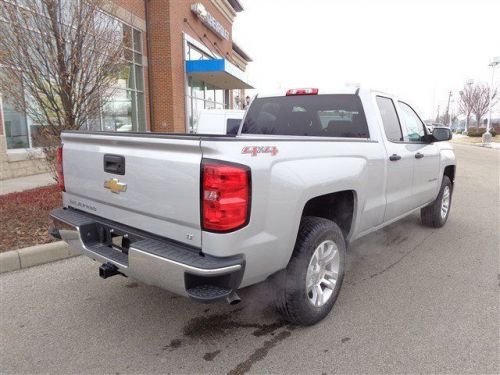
(51, 87, 456, 325)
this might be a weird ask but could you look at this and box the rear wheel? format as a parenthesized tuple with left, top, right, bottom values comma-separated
(275, 216, 346, 326)
(421, 175, 453, 228)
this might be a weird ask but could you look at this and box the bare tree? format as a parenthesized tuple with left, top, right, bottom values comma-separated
(0, 0, 125, 171)
(458, 84, 475, 130)
(470, 83, 497, 128)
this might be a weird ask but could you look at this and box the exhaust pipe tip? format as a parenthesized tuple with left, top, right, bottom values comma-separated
(226, 291, 241, 305)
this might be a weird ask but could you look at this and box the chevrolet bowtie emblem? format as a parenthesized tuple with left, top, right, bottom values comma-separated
(104, 178, 127, 194)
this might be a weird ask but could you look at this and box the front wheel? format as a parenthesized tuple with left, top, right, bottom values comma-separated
(274, 216, 346, 326)
(421, 175, 453, 228)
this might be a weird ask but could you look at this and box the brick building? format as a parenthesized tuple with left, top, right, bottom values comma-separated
(0, 0, 252, 179)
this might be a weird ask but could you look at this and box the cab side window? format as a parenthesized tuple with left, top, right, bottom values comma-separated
(398, 102, 426, 142)
(376, 96, 403, 142)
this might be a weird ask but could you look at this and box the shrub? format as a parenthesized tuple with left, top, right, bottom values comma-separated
(467, 128, 497, 137)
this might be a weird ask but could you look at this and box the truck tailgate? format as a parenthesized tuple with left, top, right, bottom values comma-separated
(61, 132, 202, 247)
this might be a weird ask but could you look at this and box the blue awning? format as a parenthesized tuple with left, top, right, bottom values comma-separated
(185, 59, 254, 90)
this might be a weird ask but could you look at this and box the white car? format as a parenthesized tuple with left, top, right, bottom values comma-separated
(195, 109, 245, 135)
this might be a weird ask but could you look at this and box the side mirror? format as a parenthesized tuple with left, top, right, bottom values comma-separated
(430, 127, 452, 142)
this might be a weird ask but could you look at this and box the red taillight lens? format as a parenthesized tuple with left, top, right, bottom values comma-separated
(56, 145, 65, 191)
(201, 160, 250, 232)
(286, 88, 319, 96)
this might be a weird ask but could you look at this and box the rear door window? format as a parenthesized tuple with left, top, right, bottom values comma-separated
(376, 96, 403, 141)
(241, 95, 369, 138)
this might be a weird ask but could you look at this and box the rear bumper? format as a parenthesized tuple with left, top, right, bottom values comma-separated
(50, 208, 244, 302)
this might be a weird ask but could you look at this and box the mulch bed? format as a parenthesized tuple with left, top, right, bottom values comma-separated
(0, 185, 62, 253)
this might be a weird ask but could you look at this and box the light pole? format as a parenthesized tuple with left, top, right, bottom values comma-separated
(484, 56, 500, 145)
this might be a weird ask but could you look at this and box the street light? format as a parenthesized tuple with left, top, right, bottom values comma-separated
(484, 56, 500, 145)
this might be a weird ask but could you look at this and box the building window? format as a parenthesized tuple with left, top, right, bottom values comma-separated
(1, 21, 147, 147)
(187, 78, 228, 132)
(102, 24, 146, 132)
(185, 43, 230, 133)
(185, 44, 213, 61)
(3, 99, 29, 149)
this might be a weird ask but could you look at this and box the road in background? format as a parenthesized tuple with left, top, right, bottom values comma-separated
(1, 144, 498, 374)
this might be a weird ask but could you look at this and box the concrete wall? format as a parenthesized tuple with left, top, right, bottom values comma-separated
(0, 136, 49, 180)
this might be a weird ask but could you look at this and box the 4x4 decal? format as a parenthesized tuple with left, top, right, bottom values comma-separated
(241, 146, 279, 157)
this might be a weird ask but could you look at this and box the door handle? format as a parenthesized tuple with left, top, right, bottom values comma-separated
(415, 152, 424, 159)
(389, 154, 402, 161)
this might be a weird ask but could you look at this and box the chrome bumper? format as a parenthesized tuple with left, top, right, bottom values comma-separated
(50, 208, 244, 300)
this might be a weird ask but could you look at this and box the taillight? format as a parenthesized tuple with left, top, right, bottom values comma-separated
(286, 88, 319, 96)
(56, 145, 65, 191)
(201, 160, 251, 232)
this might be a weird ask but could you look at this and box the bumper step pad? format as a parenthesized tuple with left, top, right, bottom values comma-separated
(186, 284, 232, 301)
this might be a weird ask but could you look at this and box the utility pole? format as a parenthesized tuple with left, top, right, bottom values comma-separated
(436, 105, 440, 122)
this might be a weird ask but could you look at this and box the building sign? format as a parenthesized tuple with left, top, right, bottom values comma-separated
(191, 3, 229, 40)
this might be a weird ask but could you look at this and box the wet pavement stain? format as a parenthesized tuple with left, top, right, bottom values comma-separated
(252, 320, 287, 337)
(203, 350, 221, 361)
(161, 310, 293, 368)
(163, 338, 183, 351)
(341, 337, 351, 343)
(182, 310, 287, 341)
(227, 330, 292, 375)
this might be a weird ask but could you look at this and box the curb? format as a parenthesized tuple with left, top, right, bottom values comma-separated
(0, 241, 79, 274)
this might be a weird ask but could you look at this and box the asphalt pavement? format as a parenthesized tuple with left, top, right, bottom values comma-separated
(1, 144, 498, 374)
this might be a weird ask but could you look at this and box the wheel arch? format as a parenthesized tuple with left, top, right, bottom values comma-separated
(300, 190, 357, 239)
(444, 165, 455, 184)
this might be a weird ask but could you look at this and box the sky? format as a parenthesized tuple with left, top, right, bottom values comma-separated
(232, 0, 500, 120)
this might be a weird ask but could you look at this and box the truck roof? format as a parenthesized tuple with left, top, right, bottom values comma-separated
(257, 87, 392, 99)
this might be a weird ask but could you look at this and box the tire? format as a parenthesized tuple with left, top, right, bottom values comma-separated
(274, 216, 346, 326)
(421, 175, 453, 228)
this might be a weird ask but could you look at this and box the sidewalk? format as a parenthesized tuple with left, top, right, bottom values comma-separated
(0, 172, 54, 195)
(451, 134, 500, 149)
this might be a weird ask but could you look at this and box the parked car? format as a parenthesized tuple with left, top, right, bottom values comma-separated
(195, 109, 245, 135)
(51, 87, 455, 325)
(425, 122, 446, 133)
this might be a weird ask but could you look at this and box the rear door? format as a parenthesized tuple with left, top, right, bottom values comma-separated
(61, 132, 203, 247)
(376, 96, 415, 221)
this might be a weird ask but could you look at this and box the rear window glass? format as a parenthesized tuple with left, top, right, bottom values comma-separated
(241, 94, 369, 138)
(226, 118, 241, 135)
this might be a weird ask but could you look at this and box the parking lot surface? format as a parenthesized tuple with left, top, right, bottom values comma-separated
(1, 144, 498, 374)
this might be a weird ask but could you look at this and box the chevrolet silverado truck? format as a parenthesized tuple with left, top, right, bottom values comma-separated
(51, 87, 456, 325)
